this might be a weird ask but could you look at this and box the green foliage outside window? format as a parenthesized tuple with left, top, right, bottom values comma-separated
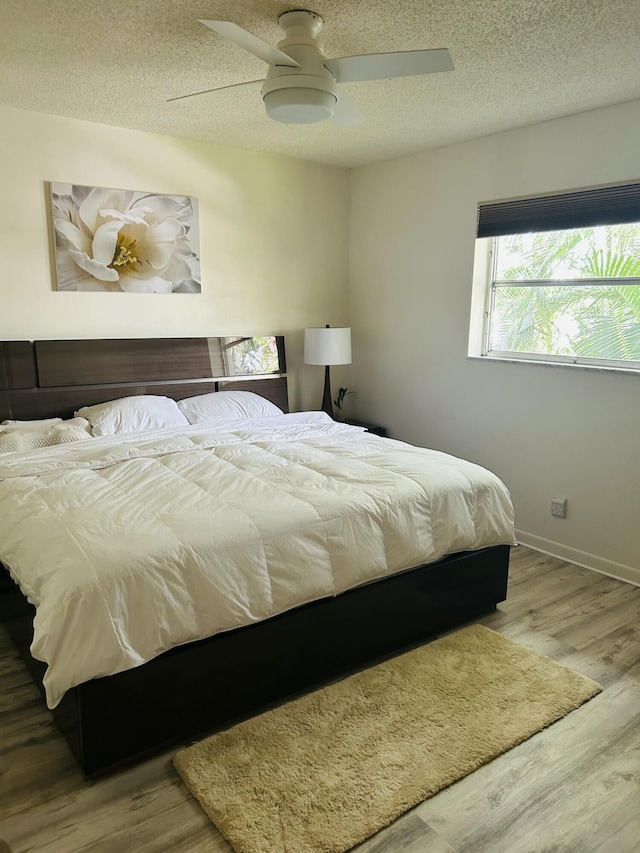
(489, 224, 640, 363)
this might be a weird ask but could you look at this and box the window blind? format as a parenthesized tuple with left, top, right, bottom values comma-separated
(477, 181, 640, 238)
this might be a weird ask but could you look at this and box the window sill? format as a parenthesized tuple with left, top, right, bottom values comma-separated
(466, 354, 640, 377)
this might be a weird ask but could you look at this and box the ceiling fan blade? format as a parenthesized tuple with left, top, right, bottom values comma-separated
(167, 79, 263, 103)
(199, 20, 300, 68)
(332, 89, 365, 128)
(325, 48, 453, 84)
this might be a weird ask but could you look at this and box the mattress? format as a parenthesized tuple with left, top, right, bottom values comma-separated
(0, 412, 515, 708)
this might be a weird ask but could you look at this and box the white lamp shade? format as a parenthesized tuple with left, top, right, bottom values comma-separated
(304, 327, 352, 365)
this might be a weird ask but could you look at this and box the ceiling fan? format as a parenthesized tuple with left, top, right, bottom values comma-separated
(169, 9, 454, 126)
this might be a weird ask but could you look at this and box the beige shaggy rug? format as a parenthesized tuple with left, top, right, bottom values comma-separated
(174, 624, 601, 853)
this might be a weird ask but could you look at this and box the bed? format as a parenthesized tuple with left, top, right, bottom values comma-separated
(0, 336, 514, 777)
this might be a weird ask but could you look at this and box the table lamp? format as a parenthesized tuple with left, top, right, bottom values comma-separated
(304, 325, 352, 418)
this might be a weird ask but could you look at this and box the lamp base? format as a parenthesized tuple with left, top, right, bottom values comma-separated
(321, 364, 334, 418)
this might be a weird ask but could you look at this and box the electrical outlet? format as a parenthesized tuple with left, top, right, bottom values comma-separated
(551, 497, 568, 518)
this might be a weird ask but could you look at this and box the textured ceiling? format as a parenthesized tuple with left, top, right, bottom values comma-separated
(1, 0, 639, 168)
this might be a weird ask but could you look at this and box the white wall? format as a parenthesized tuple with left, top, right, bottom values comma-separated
(0, 105, 350, 412)
(349, 100, 640, 583)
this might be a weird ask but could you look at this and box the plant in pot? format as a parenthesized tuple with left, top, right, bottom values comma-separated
(333, 387, 353, 421)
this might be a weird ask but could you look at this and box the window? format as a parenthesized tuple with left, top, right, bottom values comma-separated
(470, 182, 640, 372)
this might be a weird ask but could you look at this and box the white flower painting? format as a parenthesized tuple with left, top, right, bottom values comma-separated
(50, 183, 201, 293)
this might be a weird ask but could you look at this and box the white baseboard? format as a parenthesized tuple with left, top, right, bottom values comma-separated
(514, 529, 640, 588)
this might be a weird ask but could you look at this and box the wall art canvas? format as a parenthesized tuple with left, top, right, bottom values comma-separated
(49, 183, 201, 293)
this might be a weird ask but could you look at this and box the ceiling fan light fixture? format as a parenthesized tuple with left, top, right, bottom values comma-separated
(263, 88, 336, 124)
(174, 11, 455, 128)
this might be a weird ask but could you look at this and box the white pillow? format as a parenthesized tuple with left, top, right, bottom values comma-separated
(76, 396, 189, 436)
(0, 417, 92, 454)
(1, 418, 63, 431)
(177, 390, 283, 424)
(56, 417, 93, 435)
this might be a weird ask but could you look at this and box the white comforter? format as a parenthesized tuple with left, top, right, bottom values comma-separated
(0, 412, 515, 708)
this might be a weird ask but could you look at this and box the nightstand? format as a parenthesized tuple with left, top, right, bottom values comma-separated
(345, 418, 387, 437)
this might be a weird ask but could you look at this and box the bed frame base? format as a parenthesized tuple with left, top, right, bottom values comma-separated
(1, 544, 509, 777)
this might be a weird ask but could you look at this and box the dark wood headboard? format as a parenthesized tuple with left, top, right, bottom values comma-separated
(0, 337, 288, 421)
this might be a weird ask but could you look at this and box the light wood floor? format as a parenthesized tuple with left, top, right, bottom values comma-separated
(1, 546, 639, 853)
